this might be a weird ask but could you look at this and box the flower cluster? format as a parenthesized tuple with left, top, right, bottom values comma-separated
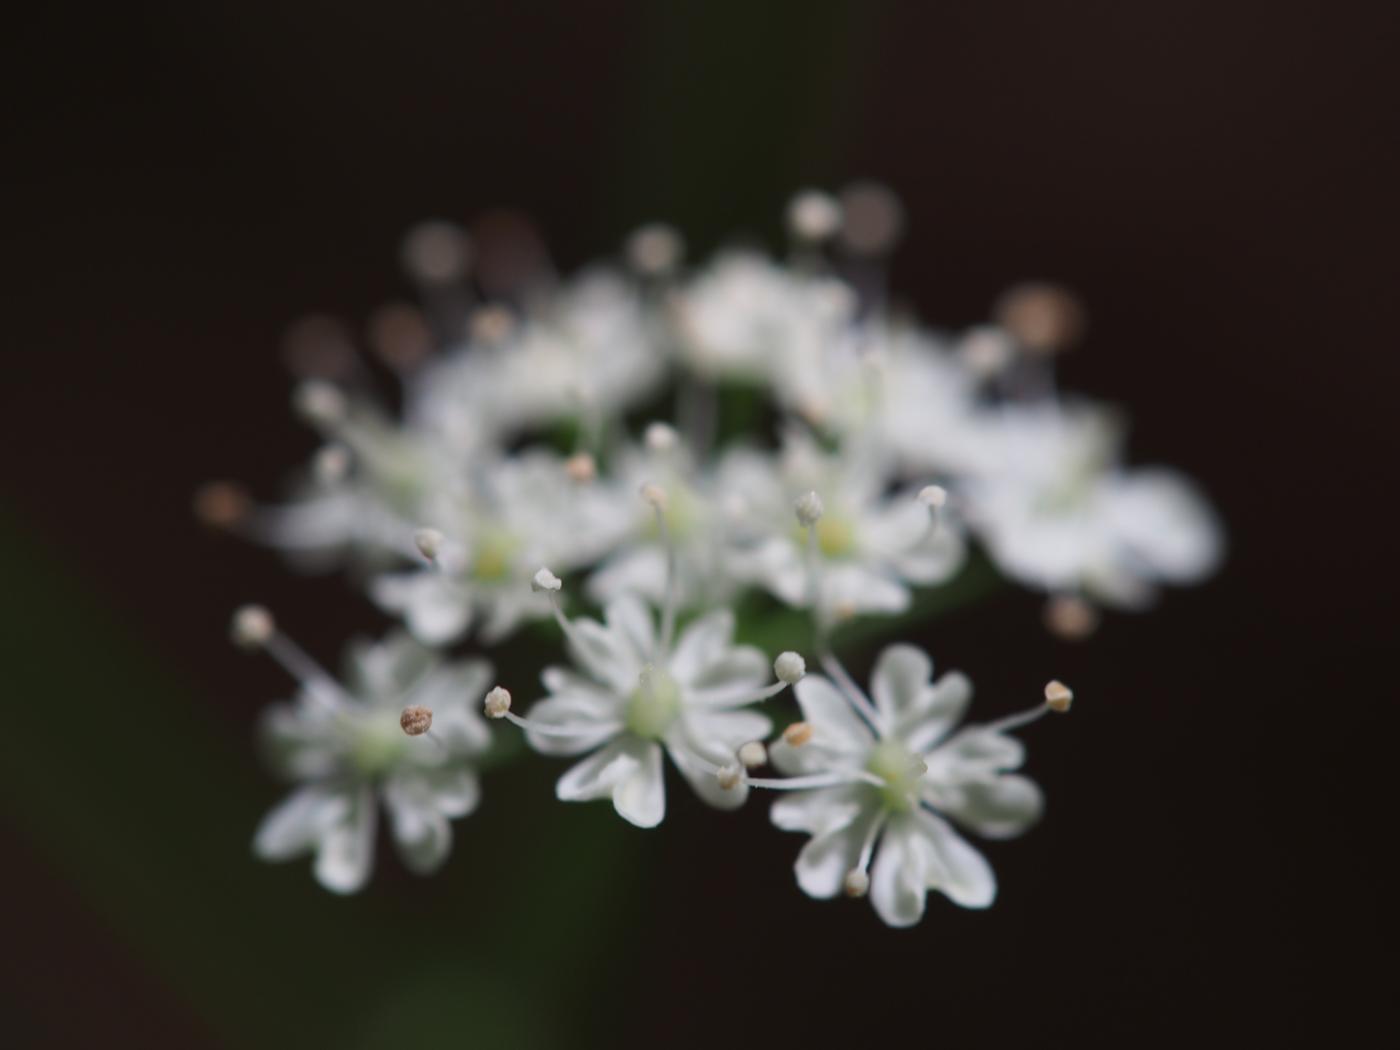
(208, 186, 1220, 925)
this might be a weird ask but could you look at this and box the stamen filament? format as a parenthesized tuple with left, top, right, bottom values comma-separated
(688, 678, 792, 707)
(503, 710, 622, 739)
(984, 704, 1050, 735)
(819, 651, 883, 732)
(652, 502, 679, 658)
(264, 633, 354, 709)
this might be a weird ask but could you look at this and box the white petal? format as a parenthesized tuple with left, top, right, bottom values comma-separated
(612, 740, 666, 827)
(870, 644, 932, 725)
(795, 807, 880, 900)
(902, 670, 973, 753)
(916, 809, 997, 909)
(313, 785, 378, 894)
(669, 608, 736, 683)
(668, 739, 749, 811)
(369, 573, 472, 646)
(567, 616, 639, 694)
(927, 725, 1026, 779)
(869, 815, 929, 927)
(684, 646, 770, 706)
(383, 771, 453, 875)
(586, 546, 667, 606)
(820, 564, 910, 617)
(1106, 469, 1223, 582)
(252, 784, 348, 861)
(769, 785, 865, 835)
(793, 675, 875, 753)
(523, 695, 621, 756)
(555, 737, 666, 828)
(423, 765, 482, 819)
(604, 593, 657, 666)
(923, 774, 1043, 839)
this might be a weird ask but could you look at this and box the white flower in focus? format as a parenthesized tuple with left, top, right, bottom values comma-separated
(510, 590, 789, 827)
(251, 626, 492, 893)
(966, 403, 1223, 607)
(764, 645, 1052, 926)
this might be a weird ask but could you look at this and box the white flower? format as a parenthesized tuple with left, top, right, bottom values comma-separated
(723, 432, 966, 623)
(763, 645, 1053, 927)
(251, 387, 466, 570)
(252, 628, 492, 893)
(585, 441, 744, 611)
(672, 251, 856, 383)
(512, 591, 789, 827)
(966, 403, 1223, 607)
(371, 449, 633, 644)
(771, 320, 990, 479)
(408, 269, 666, 444)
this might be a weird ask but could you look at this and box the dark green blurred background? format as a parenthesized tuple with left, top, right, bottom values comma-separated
(2, 1, 1393, 1045)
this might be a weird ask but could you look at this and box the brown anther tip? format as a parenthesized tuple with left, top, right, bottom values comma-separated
(400, 705, 433, 736)
(1044, 680, 1074, 713)
(782, 721, 814, 748)
(994, 283, 1086, 355)
(194, 481, 251, 529)
(1043, 595, 1100, 641)
(367, 302, 434, 370)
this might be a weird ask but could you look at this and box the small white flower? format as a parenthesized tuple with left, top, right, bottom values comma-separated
(966, 403, 1223, 607)
(723, 433, 966, 624)
(672, 251, 855, 382)
(513, 592, 791, 827)
(371, 450, 633, 644)
(763, 645, 1054, 927)
(586, 441, 742, 611)
(252, 628, 492, 893)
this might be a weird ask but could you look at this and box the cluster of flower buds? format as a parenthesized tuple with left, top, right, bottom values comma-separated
(209, 187, 1220, 924)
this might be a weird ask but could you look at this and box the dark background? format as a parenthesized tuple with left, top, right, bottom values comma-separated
(2, 1, 1393, 1046)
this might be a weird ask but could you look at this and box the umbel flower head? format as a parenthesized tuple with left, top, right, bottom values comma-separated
(237, 606, 492, 893)
(209, 185, 1221, 925)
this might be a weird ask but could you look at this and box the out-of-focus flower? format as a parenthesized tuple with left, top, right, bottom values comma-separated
(965, 403, 1223, 607)
(245, 616, 492, 893)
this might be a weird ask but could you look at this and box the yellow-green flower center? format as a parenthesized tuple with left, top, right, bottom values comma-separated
(348, 709, 409, 775)
(792, 515, 858, 559)
(625, 665, 682, 740)
(866, 739, 925, 812)
(471, 528, 518, 582)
